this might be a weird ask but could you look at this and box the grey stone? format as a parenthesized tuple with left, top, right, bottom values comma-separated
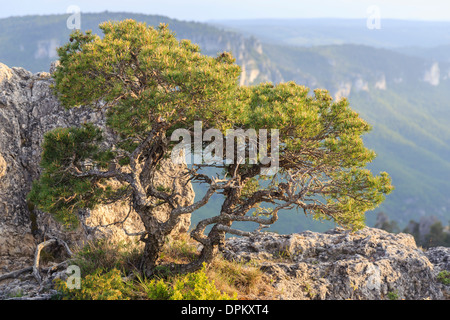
(224, 227, 448, 300)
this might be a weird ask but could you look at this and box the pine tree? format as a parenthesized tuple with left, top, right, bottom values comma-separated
(28, 20, 393, 276)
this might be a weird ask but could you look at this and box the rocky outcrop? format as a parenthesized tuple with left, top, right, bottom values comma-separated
(424, 62, 440, 86)
(224, 227, 449, 300)
(0, 62, 194, 273)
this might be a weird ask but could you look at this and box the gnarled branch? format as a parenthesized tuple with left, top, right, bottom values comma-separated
(33, 238, 73, 283)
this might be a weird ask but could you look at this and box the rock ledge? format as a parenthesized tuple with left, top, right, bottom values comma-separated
(224, 227, 449, 300)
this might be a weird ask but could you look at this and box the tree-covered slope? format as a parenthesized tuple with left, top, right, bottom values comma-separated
(0, 12, 216, 72)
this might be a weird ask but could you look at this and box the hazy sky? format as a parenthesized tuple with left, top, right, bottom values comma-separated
(1, 0, 450, 21)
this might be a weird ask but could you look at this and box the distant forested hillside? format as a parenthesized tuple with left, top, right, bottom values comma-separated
(0, 12, 281, 85)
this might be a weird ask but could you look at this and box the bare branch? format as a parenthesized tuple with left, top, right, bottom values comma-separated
(172, 177, 235, 217)
(122, 229, 147, 237)
(0, 267, 33, 282)
(33, 239, 57, 283)
(32, 238, 73, 283)
(215, 225, 256, 237)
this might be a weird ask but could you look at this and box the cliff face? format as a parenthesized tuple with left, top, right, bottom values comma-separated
(0, 62, 194, 272)
(187, 33, 284, 86)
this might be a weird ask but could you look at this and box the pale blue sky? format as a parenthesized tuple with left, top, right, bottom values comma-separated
(1, 0, 450, 21)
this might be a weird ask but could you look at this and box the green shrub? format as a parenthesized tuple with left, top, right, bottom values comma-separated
(136, 275, 173, 300)
(387, 290, 399, 300)
(55, 264, 237, 300)
(437, 271, 450, 285)
(171, 265, 236, 300)
(54, 268, 130, 300)
(137, 264, 237, 300)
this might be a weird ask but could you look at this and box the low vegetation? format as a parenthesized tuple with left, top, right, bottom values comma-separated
(437, 271, 450, 286)
(53, 235, 277, 300)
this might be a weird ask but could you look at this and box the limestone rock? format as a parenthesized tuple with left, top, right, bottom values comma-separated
(425, 246, 450, 271)
(224, 227, 448, 300)
(0, 62, 194, 272)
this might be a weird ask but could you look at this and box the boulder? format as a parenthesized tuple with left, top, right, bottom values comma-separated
(224, 227, 449, 300)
